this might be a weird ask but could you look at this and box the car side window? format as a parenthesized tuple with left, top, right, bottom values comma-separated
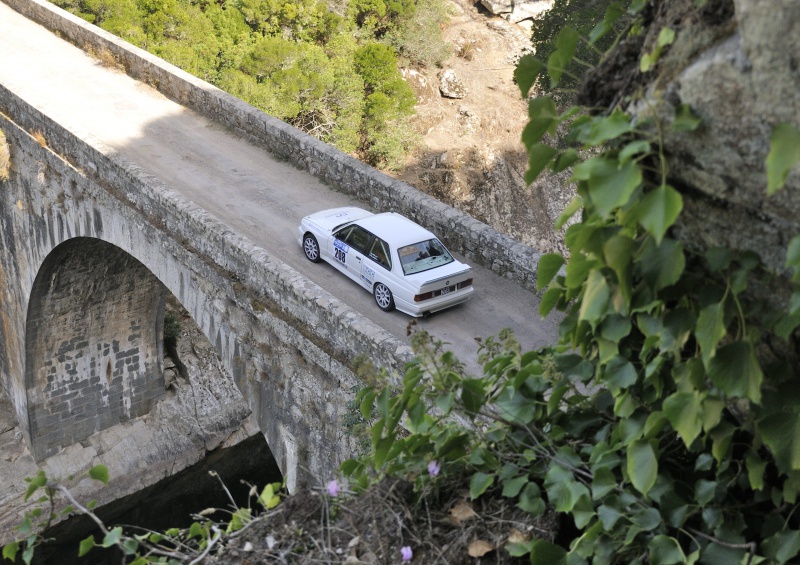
(367, 238, 391, 270)
(336, 225, 372, 254)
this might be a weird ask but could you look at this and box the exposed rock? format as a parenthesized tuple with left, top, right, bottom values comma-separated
(480, 0, 513, 15)
(438, 69, 468, 99)
(505, 0, 553, 24)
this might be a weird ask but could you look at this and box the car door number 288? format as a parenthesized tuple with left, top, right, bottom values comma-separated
(334, 247, 347, 265)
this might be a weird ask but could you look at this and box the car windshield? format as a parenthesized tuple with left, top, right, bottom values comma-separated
(397, 239, 454, 275)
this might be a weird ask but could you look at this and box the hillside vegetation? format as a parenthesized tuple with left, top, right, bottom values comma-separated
(51, 0, 452, 169)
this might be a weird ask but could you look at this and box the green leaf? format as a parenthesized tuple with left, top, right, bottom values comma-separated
(767, 123, 800, 194)
(627, 439, 658, 496)
(539, 285, 563, 317)
(786, 235, 800, 269)
(101, 527, 122, 548)
(604, 356, 637, 392)
(547, 27, 579, 86)
(649, 535, 685, 565)
(763, 529, 800, 564)
(530, 539, 567, 565)
(461, 378, 486, 416)
(3, 542, 19, 561)
(746, 452, 767, 491)
(636, 237, 685, 291)
(591, 467, 617, 500)
(359, 390, 375, 419)
(552, 149, 580, 173)
(589, 2, 624, 44)
(662, 391, 704, 448)
(469, 472, 494, 499)
(636, 185, 683, 245)
(577, 111, 632, 147)
(537, 254, 565, 292)
(24, 471, 47, 502)
(555, 196, 583, 230)
(695, 302, 727, 366)
(673, 104, 701, 131)
(619, 139, 652, 164)
(525, 143, 558, 184)
(523, 96, 559, 147)
(502, 476, 528, 498)
(760, 411, 800, 473)
(514, 54, 543, 98)
(517, 482, 546, 516)
(572, 157, 643, 217)
(89, 465, 109, 485)
(707, 341, 763, 403)
(578, 270, 611, 329)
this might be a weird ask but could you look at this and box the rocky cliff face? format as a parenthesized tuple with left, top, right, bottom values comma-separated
(583, 0, 799, 278)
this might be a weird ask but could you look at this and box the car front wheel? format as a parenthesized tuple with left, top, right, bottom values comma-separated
(303, 233, 321, 263)
(373, 282, 395, 312)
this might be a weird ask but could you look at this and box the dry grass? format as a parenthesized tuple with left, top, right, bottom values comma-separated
(32, 130, 47, 148)
(0, 128, 9, 181)
(84, 43, 122, 70)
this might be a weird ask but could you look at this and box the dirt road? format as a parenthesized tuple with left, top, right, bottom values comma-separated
(0, 2, 561, 374)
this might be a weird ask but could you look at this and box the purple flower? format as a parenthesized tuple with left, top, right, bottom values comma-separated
(327, 479, 340, 497)
(400, 546, 413, 561)
(427, 460, 440, 477)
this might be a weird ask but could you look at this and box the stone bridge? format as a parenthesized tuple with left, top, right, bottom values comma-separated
(0, 0, 551, 512)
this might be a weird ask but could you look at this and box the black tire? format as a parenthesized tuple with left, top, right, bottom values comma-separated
(303, 233, 321, 263)
(373, 282, 395, 312)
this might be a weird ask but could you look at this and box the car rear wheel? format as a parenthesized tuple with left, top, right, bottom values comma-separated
(303, 233, 321, 263)
(373, 282, 395, 312)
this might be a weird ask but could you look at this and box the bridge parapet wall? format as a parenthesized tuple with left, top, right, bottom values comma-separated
(2, 0, 543, 293)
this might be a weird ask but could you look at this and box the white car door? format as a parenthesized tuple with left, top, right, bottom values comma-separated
(332, 224, 373, 290)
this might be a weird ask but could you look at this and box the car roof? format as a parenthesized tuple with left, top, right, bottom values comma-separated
(356, 212, 436, 247)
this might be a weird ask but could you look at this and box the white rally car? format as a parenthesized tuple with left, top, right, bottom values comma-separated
(298, 207, 474, 316)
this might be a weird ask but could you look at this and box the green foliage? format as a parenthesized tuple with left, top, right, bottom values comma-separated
(3, 467, 286, 564)
(50, 0, 435, 167)
(529, 0, 626, 95)
(344, 3, 800, 563)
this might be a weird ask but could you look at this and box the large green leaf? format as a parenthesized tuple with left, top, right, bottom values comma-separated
(514, 54, 543, 98)
(525, 143, 558, 184)
(572, 157, 643, 217)
(707, 341, 763, 403)
(604, 356, 638, 392)
(636, 237, 685, 291)
(589, 2, 624, 44)
(523, 96, 559, 148)
(695, 302, 727, 366)
(469, 472, 494, 499)
(555, 196, 583, 230)
(578, 270, 611, 329)
(537, 253, 565, 292)
(767, 123, 800, 194)
(577, 111, 633, 147)
(663, 391, 704, 448)
(530, 539, 567, 565)
(627, 439, 658, 496)
(636, 185, 683, 245)
(763, 530, 800, 564)
(649, 535, 685, 565)
(760, 410, 800, 473)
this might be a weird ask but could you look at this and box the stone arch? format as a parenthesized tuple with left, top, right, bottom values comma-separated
(25, 237, 166, 460)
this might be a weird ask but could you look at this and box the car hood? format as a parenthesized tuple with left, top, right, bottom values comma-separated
(303, 207, 373, 232)
(405, 260, 472, 291)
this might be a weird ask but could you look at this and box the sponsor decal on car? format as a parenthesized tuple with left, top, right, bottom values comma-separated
(333, 239, 349, 264)
(361, 264, 375, 285)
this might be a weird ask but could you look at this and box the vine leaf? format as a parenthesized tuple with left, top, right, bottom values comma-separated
(589, 2, 624, 45)
(767, 123, 800, 195)
(636, 185, 683, 245)
(578, 270, 611, 328)
(760, 410, 800, 473)
(525, 144, 558, 184)
(514, 55, 543, 98)
(627, 439, 658, 496)
(663, 391, 703, 448)
(572, 157, 642, 217)
(707, 341, 763, 404)
(648, 535, 686, 565)
(695, 302, 727, 365)
(537, 254, 565, 292)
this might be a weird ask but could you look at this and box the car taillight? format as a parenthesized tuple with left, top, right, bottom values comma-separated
(414, 291, 434, 302)
(458, 278, 473, 289)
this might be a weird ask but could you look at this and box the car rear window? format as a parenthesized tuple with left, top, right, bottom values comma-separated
(397, 239, 454, 275)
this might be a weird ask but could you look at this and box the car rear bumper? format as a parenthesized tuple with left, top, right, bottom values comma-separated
(397, 286, 474, 317)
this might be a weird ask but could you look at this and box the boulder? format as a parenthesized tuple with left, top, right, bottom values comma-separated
(438, 69, 467, 99)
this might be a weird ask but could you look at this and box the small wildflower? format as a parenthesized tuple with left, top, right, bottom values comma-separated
(327, 479, 340, 497)
(400, 546, 413, 561)
(427, 460, 440, 477)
